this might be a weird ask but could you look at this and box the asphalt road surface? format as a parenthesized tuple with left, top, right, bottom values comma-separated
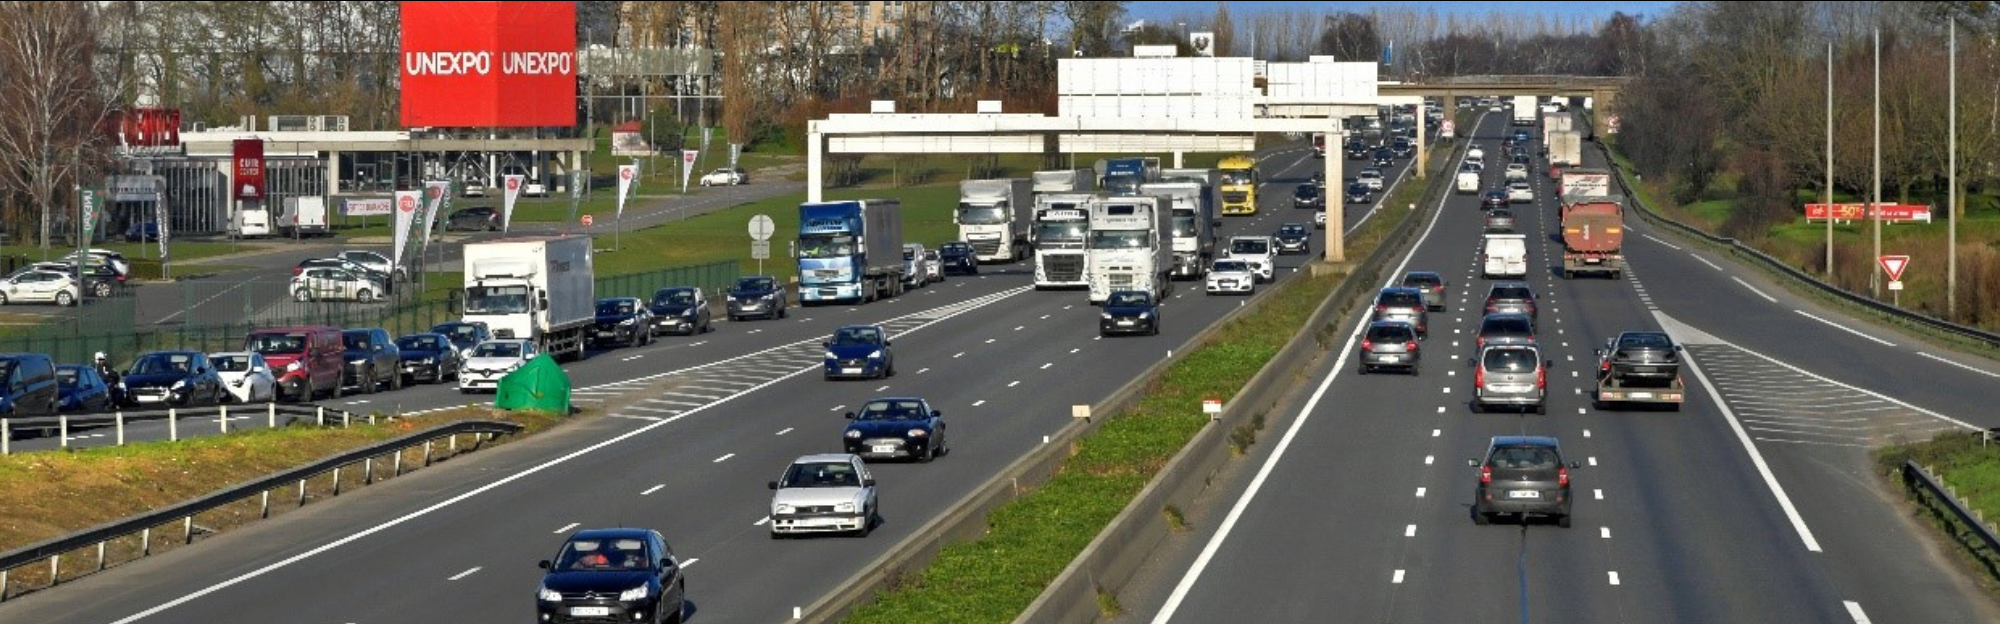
(0, 140, 1421, 624)
(1113, 112, 2000, 624)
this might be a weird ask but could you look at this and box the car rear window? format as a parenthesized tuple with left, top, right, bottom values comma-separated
(1620, 333, 1674, 349)
(1489, 446, 1559, 470)
(1402, 274, 1442, 288)
(1491, 286, 1532, 299)
(1483, 347, 1540, 371)
(1366, 324, 1415, 341)
(1379, 291, 1422, 306)
(1482, 316, 1532, 334)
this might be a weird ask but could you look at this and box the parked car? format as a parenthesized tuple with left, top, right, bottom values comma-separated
(0, 270, 79, 307)
(122, 350, 224, 407)
(294, 257, 391, 286)
(1399, 271, 1448, 312)
(394, 333, 462, 385)
(823, 324, 894, 380)
(124, 221, 160, 243)
(20, 262, 121, 298)
(55, 364, 113, 413)
(1273, 223, 1311, 255)
(1470, 344, 1551, 415)
(246, 326, 346, 402)
(207, 352, 277, 404)
(0, 354, 59, 416)
(59, 249, 130, 277)
(1099, 290, 1161, 337)
(462, 180, 487, 198)
(726, 275, 788, 321)
(1357, 321, 1422, 375)
(430, 321, 493, 357)
(1469, 435, 1577, 527)
(843, 397, 950, 462)
(290, 266, 383, 302)
(446, 207, 500, 232)
(699, 168, 745, 186)
(936, 242, 978, 275)
(340, 328, 401, 393)
(523, 180, 548, 197)
(591, 297, 655, 348)
(767, 453, 879, 538)
(648, 287, 712, 336)
(337, 250, 405, 283)
(534, 528, 688, 624)
(459, 339, 538, 394)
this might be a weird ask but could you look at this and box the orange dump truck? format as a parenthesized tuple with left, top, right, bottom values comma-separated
(1561, 196, 1624, 279)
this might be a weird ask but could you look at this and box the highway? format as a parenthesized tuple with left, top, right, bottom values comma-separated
(0, 140, 1413, 623)
(1117, 112, 2000, 624)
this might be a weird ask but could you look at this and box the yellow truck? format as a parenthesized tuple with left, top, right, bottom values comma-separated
(1217, 154, 1258, 216)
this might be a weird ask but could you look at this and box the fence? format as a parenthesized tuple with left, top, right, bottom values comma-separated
(594, 260, 740, 300)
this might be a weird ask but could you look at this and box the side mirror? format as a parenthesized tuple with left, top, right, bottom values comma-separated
(1544, 360, 1555, 370)
(932, 410, 942, 418)
(884, 340, 892, 346)
(1465, 458, 1480, 467)
(767, 480, 779, 490)
(1593, 348, 1604, 357)
(845, 412, 857, 420)
(863, 477, 877, 487)
(661, 558, 675, 569)
(1674, 345, 1684, 352)
(1567, 461, 1583, 469)
(538, 560, 552, 569)
(822, 341, 832, 348)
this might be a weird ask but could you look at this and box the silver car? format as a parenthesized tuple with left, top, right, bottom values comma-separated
(1371, 287, 1429, 338)
(1471, 344, 1550, 414)
(1357, 321, 1422, 375)
(768, 454, 879, 538)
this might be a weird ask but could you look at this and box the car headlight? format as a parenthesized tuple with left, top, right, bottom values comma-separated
(1139, 311, 1151, 319)
(835, 502, 856, 513)
(824, 351, 838, 360)
(908, 428, 928, 437)
(867, 350, 882, 359)
(774, 503, 794, 514)
(683, 307, 698, 317)
(1100, 312, 1113, 320)
(172, 379, 187, 390)
(762, 293, 777, 301)
(619, 318, 637, 327)
(619, 586, 650, 602)
(538, 586, 562, 602)
(845, 429, 863, 439)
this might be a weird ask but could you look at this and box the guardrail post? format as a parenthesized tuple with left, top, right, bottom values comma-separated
(182, 516, 193, 544)
(260, 490, 270, 519)
(364, 457, 374, 484)
(341, 411, 350, 428)
(96, 541, 106, 571)
(3, 418, 11, 456)
(59, 416, 69, 449)
(48, 555, 58, 586)
(449, 434, 457, 454)
(2, 568, 9, 602)
(394, 448, 404, 476)
(297, 479, 307, 506)
(168, 408, 178, 441)
(423, 440, 433, 466)
(316, 406, 324, 426)
(218, 405, 229, 434)
(116, 411, 125, 446)
(267, 403, 276, 429)
(369, 412, 377, 426)
(140, 527, 150, 555)
(331, 467, 342, 496)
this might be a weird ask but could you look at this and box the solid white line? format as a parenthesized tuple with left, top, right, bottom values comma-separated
(1690, 254, 1723, 271)
(1915, 352, 2000, 378)
(1642, 233, 1683, 250)
(972, 400, 986, 407)
(713, 453, 734, 463)
(1391, 569, 1406, 584)
(1844, 601, 1873, 624)
(1792, 310, 1896, 347)
(554, 522, 579, 534)
(1680, 351, 1823, 552)
(641, 484, 665, 496)
(606, 414, 664, 422)
(1732, 276, 1778, 303)
(447, 566, 482, 581)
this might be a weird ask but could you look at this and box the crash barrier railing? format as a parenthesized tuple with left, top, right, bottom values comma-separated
(0, 402, 396, 456)
(0, 419, 524, 601)
(791, 139, 1456, 624)
(1595, 142, 2000, 350)
(1014, 130, 1460, 623)
(1900, 459, 2000, 577)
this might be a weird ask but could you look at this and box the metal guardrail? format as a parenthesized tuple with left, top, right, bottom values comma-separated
(0, 419, 524, 601)
(1900, 460, 2000, 568)
(0, 403, 381, 455)
(1594, 142, 2000, 350)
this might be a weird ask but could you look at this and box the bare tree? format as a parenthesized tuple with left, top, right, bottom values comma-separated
(1318, 11, 1381, 62)
(1212, 3, 1234, 57)
(0, 1, 122, 254)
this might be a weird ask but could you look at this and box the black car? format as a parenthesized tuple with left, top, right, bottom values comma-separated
(394, 333, 462, 385)
(1481, 190, 1508, 211)
(121, 350, 225, 407)
(535, 528, 688, 624)
(1470, 435, 1579, 527)
(1373, 148, 1396, 168)
(726, 275, 787, 321)
(1344, 139, 1372, 159)
(430, 321, 492, 356)
(843, 397, 950, 462)
(1596, 331, 1684, 386)
(1391, 136, 1414, 158)
(1345, 182, 1373, 204)
(1273, 223, 1311, 255)
(936, 241, 978, 275)
(1099, 290, 1161, 337)
(55, 364, 113, 412)
(341, 328, 401, 393)
(446, 206, 499, 231)
(1293, 183, 1323, 209)
(648, 287, 712, 336)
(592, 297, 655, 348)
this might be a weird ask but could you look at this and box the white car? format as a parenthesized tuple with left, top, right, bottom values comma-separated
(209, 351, 277, 404)
(462, 181, 487, 197)
(0, 270, 80, 306)
(768, 453, 879, 538)
(1357, 169, 1385, 191)
(922, 249, 944, 283)
(1223, 236, 1277, 283)
(1466, 145, 1486, 161)
(1505, 163, 1530, 182)
(524, 180, 548, 197)
(458, 339, 539, 393)
(1507, 181, 1536, 204)
(59, 249, 130, 277)
(1313, 210, 1326, 230)
(338, 249, 405, 283)
(291, 267, 384, 302)
(1205, 260, 1257, 295)
(699, 168, 743, 186)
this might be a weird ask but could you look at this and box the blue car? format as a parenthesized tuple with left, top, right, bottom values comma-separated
(843, 397, 950, 462)
(824, 324, 894, 380)
(1098, 290, 1161, 337)
(122, 350, 225, 406)
(591, 297, 654, 348)
(56, 364, 113, 412)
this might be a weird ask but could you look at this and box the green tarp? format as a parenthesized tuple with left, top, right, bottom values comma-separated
(494, 353, 571, 414)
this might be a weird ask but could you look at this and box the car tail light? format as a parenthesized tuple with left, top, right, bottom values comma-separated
(1477, 336, 1486, 348)
(292, 267, 303, 276)
(1376, 304, 1388, 313)
(1360, 339, 1373, 351)
(1536, 367, 1547, 388)
(1474, 365, 1485, 387)
(1480, 465, 1493, 484)
(1485, 302, 1498, 313)
(1557, 466, 1570, 487)
(1404, 340, 1418, 351)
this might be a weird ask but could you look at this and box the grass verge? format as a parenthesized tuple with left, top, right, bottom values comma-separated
(1874, 431, 2000, 594)
(836, 150, 1427, 624)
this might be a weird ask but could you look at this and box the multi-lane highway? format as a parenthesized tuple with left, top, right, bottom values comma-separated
(0, 139, 1419, 623)
(1117, 112, 2000, 624)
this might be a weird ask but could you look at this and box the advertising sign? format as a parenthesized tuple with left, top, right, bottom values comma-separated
(107, 175, 165, 202)
(616, 165, 638, 218)
(344, 198, 393, 217)
(679, 150, 697, 192)
(502, 174, 524, 231)
(422, 180, 451, 248)
(399, 1, 578, 128)
(110, 109, 181, 148)
(392, 190, 421, 268)
(232, 138, 265, 201)
(1804, 203, 1933, 223)
(79, 189, 97, 245)
(611, 120, 652, 156)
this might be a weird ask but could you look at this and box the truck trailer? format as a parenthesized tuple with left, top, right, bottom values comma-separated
(1560, 196, 1625, 279)
(1558, 168, 1613, 202)
(1096, 158, 1160, 195)
(956, 178, 1035, 263)
(1511, 96, 1539, 125)
(1546, 130, 1583, 170)
(797, 199, 905, 305)
(460, 235, 596, 361)
(1031, 169, 1096, 194)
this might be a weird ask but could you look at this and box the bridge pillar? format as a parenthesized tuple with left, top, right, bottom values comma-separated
(1415, 99, 1428, 179)
(1322, 122, 1345, 264)
(807, 125, 824, 203)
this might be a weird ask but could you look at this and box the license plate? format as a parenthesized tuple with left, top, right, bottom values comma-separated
(1631, 392, 1653, 399)
(1379, 355, 1400, 362)
(1117, 320, 1134, 326)
(570, 607, 611, 617)
(1634, 366, 1655, 373)
(872, 444, 897, 454)
(843, 368, 863, 375)
(1508, 490, 1541, 499)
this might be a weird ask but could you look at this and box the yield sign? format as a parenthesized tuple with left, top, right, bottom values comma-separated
(1879, 255, 1910, 282)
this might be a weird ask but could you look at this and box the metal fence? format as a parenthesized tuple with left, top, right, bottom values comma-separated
(595, 260, 740, 300)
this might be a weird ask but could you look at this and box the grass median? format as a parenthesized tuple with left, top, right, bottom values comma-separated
(1875, 431, 2000, 591)
(838, 157, 1429, 624)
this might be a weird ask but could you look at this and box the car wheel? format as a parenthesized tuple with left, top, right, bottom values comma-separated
(358, 369, 376, 395)
(1556, 514, 1572, 529)
(1410, 362, 1421, 377)
(1535, 402, 1547, 415)
(1472, 508, 1491, 525)
(356, 288, 374, 302)
(389, 368, 403, 391)
(1470, 401, 1484, 414)
(55, 291, 74, 307)
(93, 282, 112, 298)
(1358, 363, 1370, 375)
(918, 444, 935, 464)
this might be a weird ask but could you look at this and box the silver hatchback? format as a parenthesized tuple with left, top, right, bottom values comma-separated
(1371, 287, 1430, 339)
(1471, 344, 1550, 414)
(1357, 321, 1422, 375)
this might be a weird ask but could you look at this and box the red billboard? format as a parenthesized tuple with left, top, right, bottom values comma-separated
(106, 109, 181, 148)
(399, 1, 577, 128)
(1804, 203, 1933, 223)
(233, 139, 265, 201)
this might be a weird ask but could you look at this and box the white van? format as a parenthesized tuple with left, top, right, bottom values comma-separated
(1456, 170, 1481, 194)
(236, 206, 272, 238)
(1482, 234, 1529, 279)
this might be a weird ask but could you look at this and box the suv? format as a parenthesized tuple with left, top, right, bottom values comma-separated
(648, 287, 712, 336)
(1476, 313, 1537, 348)
(1471, 344, 1551, 414)
(246, 326, 346, 401)
(0, 353, 59, 416)
(726, 275, 788, 321)
(340, 328, 401, 393)
(1357, 321, 1422, 375)
(1224, 236, 1276, 283)
(1469, 436, 1578, 527)
(1483, 283, 1539, 325)
(1399, 271, 1447, 311)
(1370, 287, 1430, 338)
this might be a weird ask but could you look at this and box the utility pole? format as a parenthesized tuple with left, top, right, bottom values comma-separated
(1824, 42, 1834, 277)
(1949, 22, 1959, 318)
(1871, 28, 1882, 299)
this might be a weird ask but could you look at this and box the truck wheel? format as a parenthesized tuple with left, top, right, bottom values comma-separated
(1562, 269, 1573, 279)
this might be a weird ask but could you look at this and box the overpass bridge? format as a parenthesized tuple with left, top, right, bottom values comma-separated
(1380, 74, 1632, 134)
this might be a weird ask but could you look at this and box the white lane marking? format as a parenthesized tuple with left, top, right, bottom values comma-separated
(1680, 349, 1824, 553)
(830, 405, 845, 412)
(1041, 363, 1053, 370)
(986, 338, 997, 344)
(1844, 601, 1873, 624)
(1595, 489, 1604, 500)
(1441, 387, 1451, 394)
(1014, 326, 1025, 331)
(1601, 527, 1611, 539)
(1732, 276, 1778, 303)
(1792, 310, 1896, 347)
(1436, 407, 1445, 414)
(1424, 455, 1434, 465)
(1608, 571, 1621, 586)
(1405, 525, 1417, 537)
(876, 385, 890, 392)
(754, 516, 770, 526)
(776, 427, 793, 435)
(917, 368, 930, 375)
(623, 355, 644, 361)
(606, 414, 663, 422)
(1071, 348, 1081, 354)
(1392, 569, 1406, 584)
(1588, 457, 1597, 466)
(554, 522, 579, 534)
(1007, 381, 1020, 387)
(972, 400, 986, 407)
(1432, 429, 1441, 437)
(954, 352, 966, 358)
(448, 566, 482, 581)
(713, 453, 735, 463)
(1415, 487, 1427, 498)
(641, 484, 665, 496)
(1916, 352, 2000, 378)
(1642, 233, 1683, 250)
(681, 558, 699, 569)
(1583, 429, 1591, 438)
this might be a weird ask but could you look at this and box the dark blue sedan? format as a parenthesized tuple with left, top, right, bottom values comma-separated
(936, 241, 979, 276)
(824, 324, 894, 380)
(56, 364, 113, 412)
(843, 397, 950, 462)
(1099, 290, 1160, 337)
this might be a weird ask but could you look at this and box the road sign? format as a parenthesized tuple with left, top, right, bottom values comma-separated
(1879, 255, 1910, 282)
(1440, 120, 1456, 139)
(751, 240, 770, 260)
(1607, 114, 1622, 134)
(1889, 280, 1904, 291)
(749, 214, 775, 241)
(581, 214, 594, 227)
(1202, 398, 1222, 416)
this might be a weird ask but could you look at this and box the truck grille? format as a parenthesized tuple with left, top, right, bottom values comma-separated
(970, 240, 1003, 256)
(1222, 191, 1249, 203)
(1044, 255, 1085, 281)
(812, 270, 842, 279)
(1108, 274, 1135, 290)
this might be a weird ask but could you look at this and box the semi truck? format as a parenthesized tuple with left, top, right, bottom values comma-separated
(1031, 193, 1093, 290)
(1142, 181, 1217, 281)
(1031, 169, 1096, 194)
(1096, 157, 1160, 195)
(1559, 168, 1613, 202)
(460, 235, 595, 361)
(1560, 196, 1625, 279)
(956, 178, 1035, 263)
(1546, 130, 1583, 169)
(1085, 195, 1171, 304)
(1217, 154, 1259, 216)
(1158, 168, 1224, 226)
(797, 199, 906, 305)
(1511, 96, 1539, 125)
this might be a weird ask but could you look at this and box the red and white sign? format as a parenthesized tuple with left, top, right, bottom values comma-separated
(343, 198, 393, 217)
(501, 174, 524, 231)
(391, 190, 422, 268)
(1607, 114, 1621, 134)
(232, 138, 265, 201)
(111, 109, 182, 148)
(1879, 255, 1910, 282)
(1805, 203, 1933, 223)
(1202, 399, 1222, 415)
(399, 1, 577, 128)
(581, 214, 595, 227)
(616, 164, 638, 218)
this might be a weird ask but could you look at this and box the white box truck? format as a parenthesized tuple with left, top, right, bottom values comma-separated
(279, 196, 329, 237)
(1547, 130, 1583, 168)
(1031, 169, 1095, 194)
(956, 179, 1035, 263)
(460, 235, 596, 361)
(1511, 96, 1538, 126)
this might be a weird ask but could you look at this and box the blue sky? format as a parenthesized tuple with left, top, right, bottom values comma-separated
(1128, 1, 1683, 25)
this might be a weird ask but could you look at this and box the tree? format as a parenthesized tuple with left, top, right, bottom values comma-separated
(1211, 3, 1234, 56)
(0, 1, 120, 254)
(1317, 11, 1381, 62)
(1061, 1, 1124, 57)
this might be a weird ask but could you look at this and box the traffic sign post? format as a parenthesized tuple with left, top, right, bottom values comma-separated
(1202, 398, 1223, 420)
(749, 214, 775, 274)
(581, 214, 594, 227)
(1880, 255, 1909, 306)
(751, 240, 770, 273)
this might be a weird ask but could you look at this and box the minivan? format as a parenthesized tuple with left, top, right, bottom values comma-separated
(1482, 234, 1528, 279)
(1471, 344, 1551, 414)
(0, 353, 58, 416)
(246, 326, 346, 402)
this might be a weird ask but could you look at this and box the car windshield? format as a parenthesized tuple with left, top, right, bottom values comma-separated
(735, 277, 776, 292)
(472, 342, 522, 358)
(1380, 291, 1422, 306)
(342, 332, 374, 351)
(553, 538, 653, 572)
(1486, 193, 1505, 200)
(1489, 446, 1559, 471)
(857, 400, 927, 420)
(596, 300, 637, 315)
(1484, 348, 1541, 371)
(395, 337, 438, 351)
(1490, 210, 1513, 218)
(1035, 221, 1088, 243)
(1279, 226, 1306, 236)
(1403, 274, 1442, 288)
(247, 334, 305, 354)
(1620, 333, 1674, 349)
(434, 324, 482, 341)
(1219, 170, 1253, 185)
(1107, 292, 1151, 306)
(832, 327, 881, 345)
(903, 250, 917, 261)
(131, 353, 194, 375)
(798, 234, 856, 259)
(1171, 214, 1197, 237)
(1366, 324, 1415, 341)
(1213, 261, 1249, 272)
(210, 355, 253, 372)
(781, 461, 861, 488)
(465, 285, 531, 314)
(956, 203, 1009, 225)
(1229, 239, 1269, 254)
(1295, 185, 1318, 198)
(654, 289, 696, 306)
(1493, 286, 1533, 299)
(1089, 230, 1152, 250)
(942, 243, 972, 255)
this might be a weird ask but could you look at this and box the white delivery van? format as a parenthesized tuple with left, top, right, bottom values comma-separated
(280, 196, 331, 238)
(1482, 234, 1529, 279)
(1456, 170, 1481, 194)
(236, 206, 272, 237)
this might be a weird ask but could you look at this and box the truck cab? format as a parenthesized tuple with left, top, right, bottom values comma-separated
(798, 199, 906, 305)
(460, 236, 595, 361)
(1086, 196, 1171, 304)
(1217, 154, 1259, 216)
(955, 179, 1034, 263)
(1032, 194, 1093, 290)
(1142, 182, 1216, 281)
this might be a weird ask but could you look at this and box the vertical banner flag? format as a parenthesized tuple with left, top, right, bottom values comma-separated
(420, 180, 451, 259)
(679, 150, 697, 192)
(392, 190, 422, 268)
(729, 143, 741, 168)
(616, 164, 637, 218)
(79, 189, 98, 245)
(502, 174, 524, 231)
(232, 138, 265, 201)
(155, 201, 171, 262)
